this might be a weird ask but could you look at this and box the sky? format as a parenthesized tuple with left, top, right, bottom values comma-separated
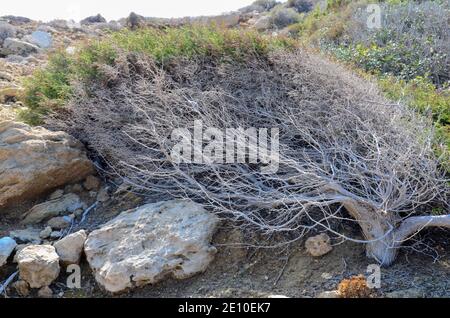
(0, 0, 261, 22)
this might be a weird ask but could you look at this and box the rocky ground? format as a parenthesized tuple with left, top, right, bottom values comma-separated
(0, 13, 449, 299)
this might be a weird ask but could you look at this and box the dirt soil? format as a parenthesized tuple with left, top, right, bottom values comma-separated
(1, 191, 449, 298)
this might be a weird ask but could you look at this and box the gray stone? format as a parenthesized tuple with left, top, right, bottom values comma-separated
(22, 193, 84, 224)
(47, 216, 72, 230)
(305, 233, 333, 257)
(0, 38, 39, 56)
(9, 228, 41, 244)
(39, 226, 52, 239)
(37, 286, 53, 298)
(0, 236, 17, 266)
(385, 288, 424, 298)
(30, 31, 52, 48)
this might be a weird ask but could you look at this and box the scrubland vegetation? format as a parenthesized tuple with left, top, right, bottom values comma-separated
(291, 0, 449, 159)
(16, 0, 449, 265)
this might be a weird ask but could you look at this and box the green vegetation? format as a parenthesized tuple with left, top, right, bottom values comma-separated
(291, 0, 450, 161)
(21, 26, 295, 124)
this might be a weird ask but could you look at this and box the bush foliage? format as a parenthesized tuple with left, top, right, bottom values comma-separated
(22, 26, 295, 124)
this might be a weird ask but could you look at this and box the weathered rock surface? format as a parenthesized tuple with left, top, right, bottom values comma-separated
(0, 121, 94, 209)
(0, 85, 23, 103)
(54, 230, 87, 265)
(0, 236, 17, 266)
(39, 226, 52, 239)
(37, 286, 53, 298)
(253, 15, 271, 31)
(316, 290, 341, 298)
(46, 215, 72, 229)
(0, 38, 39, 56)
(9, 228, 41, 244)
(83, 175, 101, 191)
(16, 245, 60, 288)
(385, 288, 424, 298)
(80, 14, 106, 25)
(25, 31, 53, 48)
(22, 193, 84, 224)
(12, 280, 30, 297)
(305, 233, 333, 257)
(84, 200, 219, 293)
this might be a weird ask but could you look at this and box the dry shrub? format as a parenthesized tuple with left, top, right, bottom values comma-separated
(337, 275, 373, 298)
(50, 48, 449, 265)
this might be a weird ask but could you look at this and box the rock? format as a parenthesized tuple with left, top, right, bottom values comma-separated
(96, 188, 110, 203)
(0, 38, 39, 56)
(0, 71, 13, 81)
(385, 288, 424, 298)
(9, 228, 41, 244)
(0, 237, 17, 266)
(80, 14, 106, 25)
(317, 290, 341, 298)
(48, 189, 64, 200)
(39, 226, 52, 239)
(0, 86, 24, 103)
(36, 25, 57, 33)
(305, 233, 333, 257)
(0, 16, 32, 25)
(0, 22, 16, 45)
(54, 230, 87, 265)
(253, 15, 272, 31)
(64, 183, 84, 194)
(84, 200, 219, 293)
(17, 245, 60, 288)
(74, 208, 84, 218)
(126, 12, 144, 30)
(22, 194, 84, 224)
(37, 286, 53, 298)
(47, 216, 72, 230)
(50, 231, 63, 240)
(0, 121, 94, 210)
(13, 244, 29, 263)
(28, 31, 53, 48)
(4, 54, 26, 64)
(83, 175, 101, 191)
(65, 46, 76, 55)
(12, 280, 30, 297)
(208, 13, 241, 28)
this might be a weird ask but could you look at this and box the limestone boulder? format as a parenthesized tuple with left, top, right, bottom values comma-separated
(0, 121, 94, 210)
(84, 200, 219, 293)
(17, 245, 60, 288)
(54, 230, 87, 265)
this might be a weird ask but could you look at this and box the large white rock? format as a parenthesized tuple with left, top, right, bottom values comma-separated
(0, 121, 94, 209)
(0, 237, 17, 266)
(54, 230, 87, 265)
(84, 200, 219, 293)
(17, 245, 60, 288)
